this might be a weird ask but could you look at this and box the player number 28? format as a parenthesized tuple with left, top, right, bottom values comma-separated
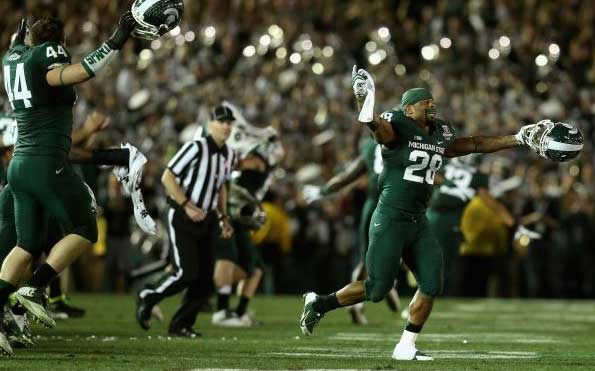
(403, 150, 442, 184)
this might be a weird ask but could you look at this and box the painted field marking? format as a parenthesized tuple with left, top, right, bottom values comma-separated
(269, 350, 539, 360)
(329, 332, 563, 344)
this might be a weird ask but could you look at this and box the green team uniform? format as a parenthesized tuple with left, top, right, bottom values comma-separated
(215, 161, 268, 274)
(2, 41, 97, 253)
(426, 160, 488, 294)
(365, 109, 456, 301)
(358, 138, 382, 260)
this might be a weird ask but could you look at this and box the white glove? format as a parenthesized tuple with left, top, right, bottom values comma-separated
(352, 67, 376, 123)
(302, 185, 324, 204)
(352, 65, 368, 101)
(113, 143, 157, 235)
(351, 66, 375, 101)
(514, 225, 542, 241)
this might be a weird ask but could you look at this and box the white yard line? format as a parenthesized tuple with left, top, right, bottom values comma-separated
(329, 332, 563, 344)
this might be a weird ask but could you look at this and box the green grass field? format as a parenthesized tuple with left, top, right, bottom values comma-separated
(2, 294, 595, 370)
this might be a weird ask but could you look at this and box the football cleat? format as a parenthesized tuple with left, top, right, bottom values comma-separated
(3, 307, 34, 348)
(237, 312, 263, 327)
(211, 310, 247, 327)
(135, 294, 153, 330)
(131, 0, 184, 40)
(392, 342, 433, 361)
(299, 292, 324, 336)
(14, 286, 55, 328)
(168, 326, 202, 339)
(49, 295, 86, 319)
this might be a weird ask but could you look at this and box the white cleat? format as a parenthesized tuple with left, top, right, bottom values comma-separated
(392, 342, 433, 361)
(212, 310, 248, 327)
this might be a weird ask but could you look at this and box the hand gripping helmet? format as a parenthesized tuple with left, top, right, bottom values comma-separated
(525, 120, 584, 162)
(131, 0, 184, 40)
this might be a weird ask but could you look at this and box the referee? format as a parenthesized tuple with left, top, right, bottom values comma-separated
(135, 105, 236, 337)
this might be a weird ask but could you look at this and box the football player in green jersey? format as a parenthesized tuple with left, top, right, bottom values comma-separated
(426, 155, 514, 295)
(300, 67, 537, 361)
(0, 12, 137, 354)
(302, 137, 403, 325)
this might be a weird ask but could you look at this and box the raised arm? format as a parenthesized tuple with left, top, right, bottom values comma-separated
(46, 12, 136, 86)
(357, 105, 397, 145)
(352, 66, 397, 145)
(444, 135, 520, 158)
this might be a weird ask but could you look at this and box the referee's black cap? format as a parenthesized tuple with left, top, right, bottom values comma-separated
(210, 105, 235, 122)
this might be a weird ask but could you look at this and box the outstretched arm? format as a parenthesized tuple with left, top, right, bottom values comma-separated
(325, 156, 367, 194)
(46, 12, 136, 86)
(444, 135, 520, 158)
(302, 156, 367, 204)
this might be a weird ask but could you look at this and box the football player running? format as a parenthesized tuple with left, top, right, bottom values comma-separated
(302, 137, 404, 325)
(299, 66, 555, 361)
(0, 11, 137, 356)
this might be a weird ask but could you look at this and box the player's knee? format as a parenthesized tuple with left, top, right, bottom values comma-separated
(365, 279, 393, 303)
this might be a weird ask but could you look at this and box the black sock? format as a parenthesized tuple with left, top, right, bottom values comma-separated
(405, 321, 424, 333)
(0, 279, 16, 309)
(236, 296, 250, 316)
(30, 263, 58, 288)
(49, 278, 62, 299)
(217, 294, 230, 311)
(92, 148, 130, 166)
(312, 293, 341, 314)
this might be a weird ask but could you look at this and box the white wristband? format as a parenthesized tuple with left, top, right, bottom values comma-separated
(81, 42, 118, 76)
(358, 88, 375, 123)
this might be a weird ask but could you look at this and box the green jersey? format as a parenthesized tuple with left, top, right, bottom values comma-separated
(429, 161, 489, 210)
(2, 41, 76, 157)
(360, 137, 382, 200)
(378, 109, 456, 214)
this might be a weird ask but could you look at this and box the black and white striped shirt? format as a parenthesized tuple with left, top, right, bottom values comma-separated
(167, 135, 237, 211)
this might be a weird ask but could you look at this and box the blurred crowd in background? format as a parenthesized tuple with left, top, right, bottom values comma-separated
(1, 0, 594, 298)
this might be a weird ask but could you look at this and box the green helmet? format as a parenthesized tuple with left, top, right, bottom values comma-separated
(526, 120, 584, 162)
(131, 0, 184, 40)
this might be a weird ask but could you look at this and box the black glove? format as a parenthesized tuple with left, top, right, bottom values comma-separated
(107, 11, 136, 50)
(11, 18, 27, 47)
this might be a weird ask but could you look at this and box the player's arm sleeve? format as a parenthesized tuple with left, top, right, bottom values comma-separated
(167, 141, 200, 177)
